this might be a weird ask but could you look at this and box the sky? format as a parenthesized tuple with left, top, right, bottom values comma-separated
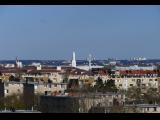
(0, 5, 160, 60)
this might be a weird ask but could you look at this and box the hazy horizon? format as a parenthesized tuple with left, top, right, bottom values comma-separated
(0, 5, 160, 60)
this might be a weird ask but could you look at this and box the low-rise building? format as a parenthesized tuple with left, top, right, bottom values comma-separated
(39, 92, 125, 113)
(0, 81, 68, 97)
(125, 104, 160, 113)
(115, 65, 157, 71)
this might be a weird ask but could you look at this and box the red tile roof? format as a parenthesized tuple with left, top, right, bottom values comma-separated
(27, 69, 60, 74)
(119, 70, 160, 75)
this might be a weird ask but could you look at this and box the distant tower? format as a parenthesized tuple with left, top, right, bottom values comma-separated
(88, 54, 92, 70)
(71, 51, 76, 67)
(16, 56, 19, 68)
(15, 56, 23, 68)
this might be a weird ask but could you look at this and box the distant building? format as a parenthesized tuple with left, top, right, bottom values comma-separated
(40, 96, 79, 113)
(77, 65, 104, 71)
(131, 57, 147, 61)
(0, 110, 41, 113)
(4, 64, 15, 68)
(115, 65, 157, 71)
(0, 81, 34, 109)
(39, 92, 125, 113)
(0, 81, 67, 97)
(23, 83, 35, 109)
(16, 57, 23, 68)
(70, 53, 104, 71)
(125, 104, 160, 113)
(0, 81, 23, 97)
(71, 51, 76, 68)
(31, 63, 42, 70)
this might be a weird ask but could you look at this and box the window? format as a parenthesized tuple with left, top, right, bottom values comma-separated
(109, 102, 112, 106)
(44, 84, 47, 88)
(130, 84, 133, 86)
(5, 89, 9, 94)
(137, 79, 141, 83)
(108, 95, 112, 97)
(17, 89, 20, 92)
(34, 85, 38, 89)
(142, 84, 146, 86)
(155, 79, 157, 81)
(147, 107, 149, 111)
(149, 79, 152, 81)
(54, 84, 57, 87)
(62, 85, 67, 89)
(85, 80, 89, 82)
(49, 84, 52, 88)
(132, 79, 135, 82)
(154, 107, 157, 112)
(119, 84, 122, 87)
(44, 91, 47, 95)
(5, 83, 9, 87)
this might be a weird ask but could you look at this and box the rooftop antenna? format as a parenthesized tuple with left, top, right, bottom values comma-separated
(89, 54, 92, 70)
(87, 54, 93, 71)
(16, 56, 18, 62)
(16, 56, 19, 68)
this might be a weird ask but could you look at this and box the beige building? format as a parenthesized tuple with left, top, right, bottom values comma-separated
(91, 75, 159, 90)
(0, 81, 68, 97)
(113, 77, 159, 90)
(34, 83, 67, 94)
(22, 72, 64, 83)
(4, 82, 23, 97)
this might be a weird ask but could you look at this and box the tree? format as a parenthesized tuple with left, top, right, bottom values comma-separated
(63, 75, 68, 83)
(3, 93, 26, 110)
(125, 86, 143, 104)
(143, 87, 159, 104)
(14, 77, 20, 82)
(48, 79, 52, 83)
(104, 79, 118, 92)
(9, 75, 15, 81)
(93, 77, 118, 93)
(107, 69, 112, 76)
(94, 77, 104, 92)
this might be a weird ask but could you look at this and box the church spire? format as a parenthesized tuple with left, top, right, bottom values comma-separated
(71, 51, 76, 67)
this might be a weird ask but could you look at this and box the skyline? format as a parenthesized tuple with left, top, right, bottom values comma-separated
(0, 5, 160, 60)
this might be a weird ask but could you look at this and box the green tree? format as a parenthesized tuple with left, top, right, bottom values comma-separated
(9, 75, 15, 81)
(3, 93, 26, 110)
(104, 79, 118, 92)
(126, 86, 143, 104)
(143, 87, 159, 104)
(93, 78, 118, 93)
(126, 86, 160, 104)
(63, 75, 68, 83)
(94, 77, 104, 92)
